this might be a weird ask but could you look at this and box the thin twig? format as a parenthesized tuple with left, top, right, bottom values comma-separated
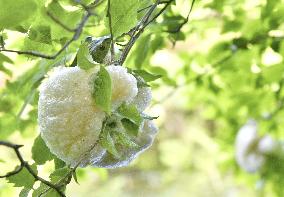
(46, 11, 75, 32)
(145, 0, 174, 26)
(0, 141, 66, 197)
(137, 1, 170, 13)
(87, 0, 104, 9)
(38, 136, 102, 197)
(0, 8, 92, 59)
(166, 0, 196, 34)
(119, 0, 164, 65)
(107, 0, 115, 61)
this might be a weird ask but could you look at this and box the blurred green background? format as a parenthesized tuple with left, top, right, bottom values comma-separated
(1, 0, 284, 196)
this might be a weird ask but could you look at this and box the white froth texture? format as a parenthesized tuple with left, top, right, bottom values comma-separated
(38, 66, 106, 167)
(106, 65, 138, 109)
(131, 87, 152, 112)
(235, 120, 276, 173)
(38, 65, 155, 168)
(92, 120, 158, 168)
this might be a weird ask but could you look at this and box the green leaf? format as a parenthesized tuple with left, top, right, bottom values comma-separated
(28, 25, 52, 44)
(133, 70, 162, 82)
(49, 167, 69, 183)
(46, 0, 81, 30)
(6, 164, 37, 188)
(89, 36, 111, 64)
(107, 0, 139, 37)
(0, 53, 13, 64)
(0, 0, 38, 30)
(99, 126, 120, 158)
(114, 131, 139, 148)
(54, 158, 66, 170)
(142, 114, 159, 120)
(32, 135, 54, 165)
(92, 66, 112, 114)
(32, 183, 61, 197)
(72, 170, 79, 184)
(133, 34, 151, 69)
(0, 53, 13, 76)
(0, 64, 12, 76)
(121, 118, 140, 136)
(19, 188, 30, 197)
(148, 66, 176, 86)
(77, 42, 96, 70)
(117, 103, 143, 126)
(262, 64, 284, 83)
(162, 14, 186, 32)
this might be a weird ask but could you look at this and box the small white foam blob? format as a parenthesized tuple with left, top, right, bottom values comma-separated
(235, 120, 264, 173)
(38, 66, 106, 167)
(106, 65, 138, 110)
(131, 86, 152, 112)
(91, 120, 158, 168)
(258, 135, 276, 154)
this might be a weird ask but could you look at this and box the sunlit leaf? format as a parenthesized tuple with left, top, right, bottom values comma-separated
(107, 0, 139, 37)
(32, 135, 54, 165)
(92, 66, 112, 114)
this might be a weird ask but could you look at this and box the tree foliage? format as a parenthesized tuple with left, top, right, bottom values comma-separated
(1, 0, 284, 196)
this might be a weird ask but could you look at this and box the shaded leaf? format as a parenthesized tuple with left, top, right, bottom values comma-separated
(6, 164, 37, 188)
(118, 103, 143, 126)
(89, 36, 111, 64)
(99, 126, 120, 158)
(54, 158, 66, 170)
(32, 135, 54, 165)
(72, 170, 79, 184)
(19, 188, 30, 197)
(32, 183, 61, 197)
(28, 25, 52, 44)
(133, 70, 162, 82)
(49, 167, 69, 183)
(121, 118, 140, 136)
(142, 114, 159, 120)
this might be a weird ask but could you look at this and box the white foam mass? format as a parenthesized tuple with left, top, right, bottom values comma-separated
(235, 120, 264, 173)
(235, 120, 278, 173)
(38, 65, 156, 168)
(91, 120, 158, 168)
(106, 65, 138, 110)
(131, 86, 152, 112)
(38, 66, 106, 167)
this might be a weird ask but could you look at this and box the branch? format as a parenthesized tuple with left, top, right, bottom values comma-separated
(119, 0, 166, 65)
(0, 6, 93, 60)
(0, 141, 66, 197)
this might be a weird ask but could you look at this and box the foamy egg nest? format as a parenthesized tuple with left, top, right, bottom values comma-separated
(38, 65, 157, 168)
(235, 120, 276, 173)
